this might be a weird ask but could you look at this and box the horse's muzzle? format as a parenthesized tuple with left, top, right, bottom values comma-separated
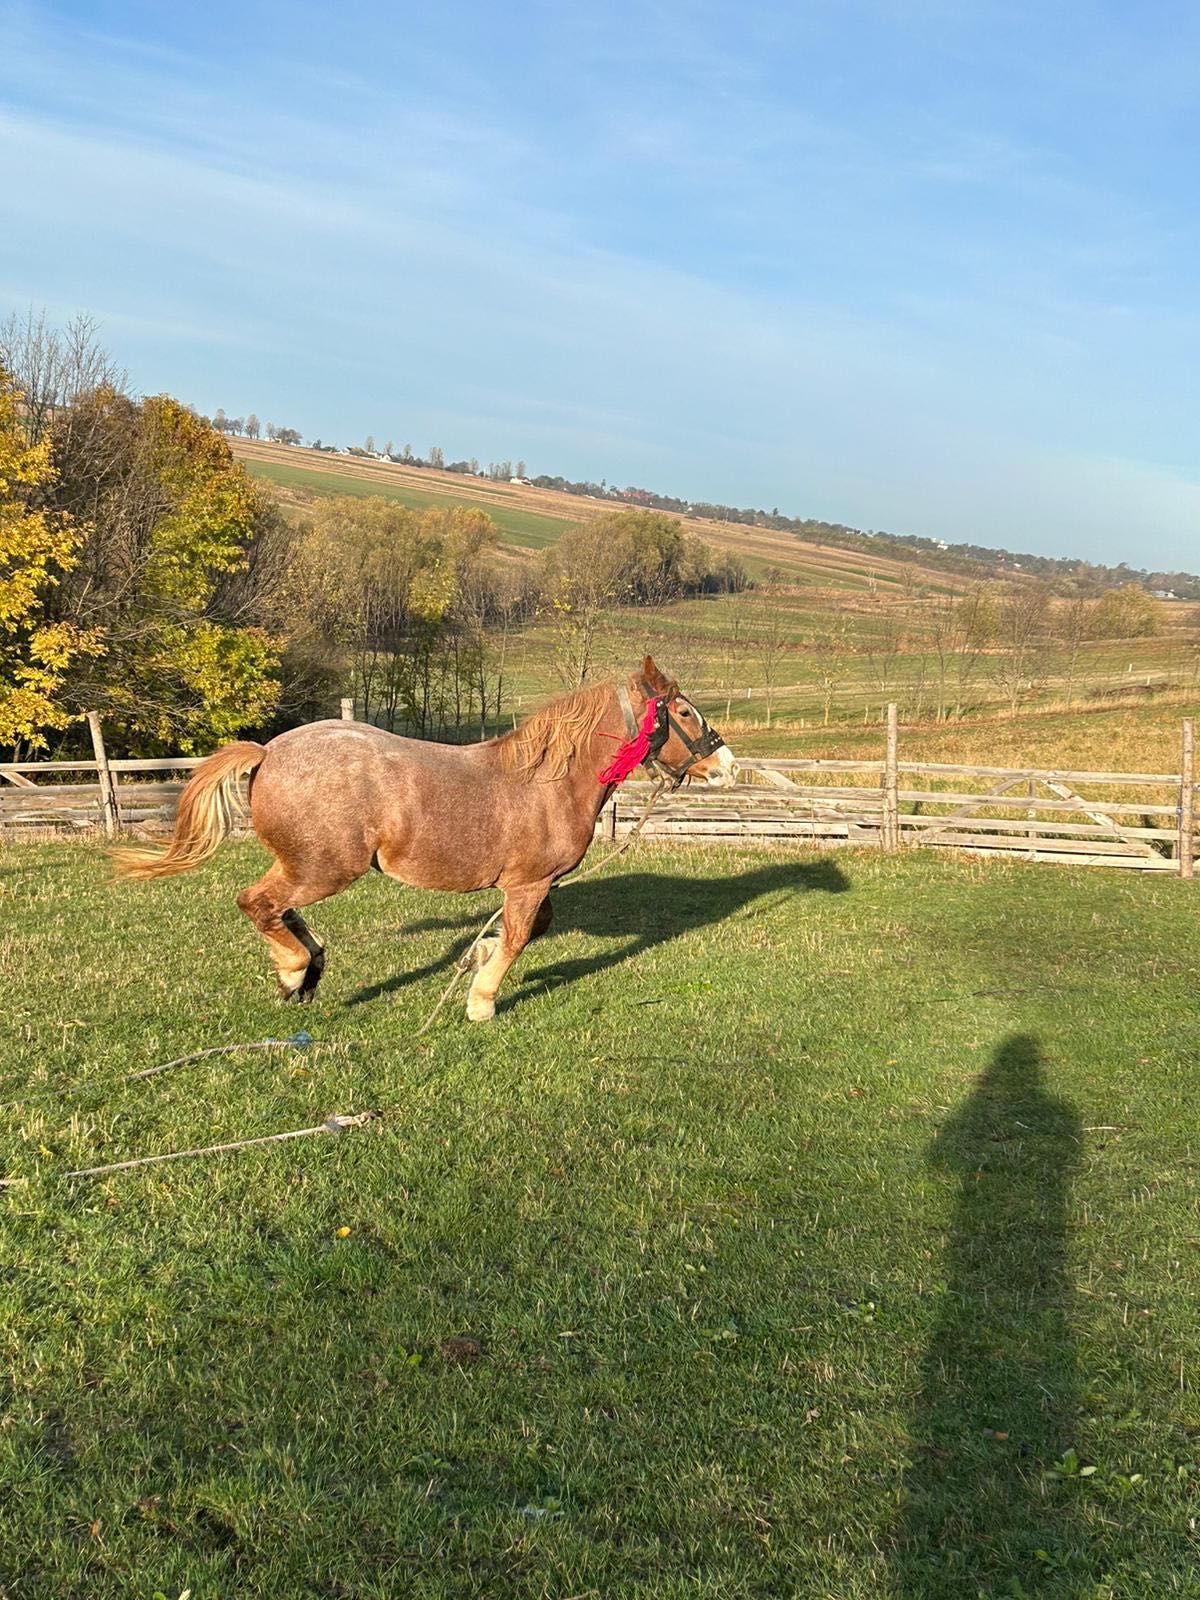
(703, 747, 739, 787)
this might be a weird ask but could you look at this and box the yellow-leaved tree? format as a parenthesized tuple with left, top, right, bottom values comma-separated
(31, 388, 284, 752)
(0, 367, 102, 751)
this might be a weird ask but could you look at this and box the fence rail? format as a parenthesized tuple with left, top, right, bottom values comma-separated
(3, 707, 1198, 878)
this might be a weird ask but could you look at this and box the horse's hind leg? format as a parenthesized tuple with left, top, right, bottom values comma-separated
(467, 880, 553, 1022)
(236, 862, 353, 1001)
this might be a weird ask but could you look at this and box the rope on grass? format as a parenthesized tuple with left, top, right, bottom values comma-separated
(63, 1110, 379, 1180)
(0, 1032, 317, 1114)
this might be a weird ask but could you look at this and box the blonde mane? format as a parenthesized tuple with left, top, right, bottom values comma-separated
(497, 680, 618, 781)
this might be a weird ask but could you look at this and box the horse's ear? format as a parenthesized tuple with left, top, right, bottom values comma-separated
(640, 655, 679, 698)
(641, 655, 666, 690)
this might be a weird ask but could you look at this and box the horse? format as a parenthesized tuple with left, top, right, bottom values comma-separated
(113, 657, 736, 1021)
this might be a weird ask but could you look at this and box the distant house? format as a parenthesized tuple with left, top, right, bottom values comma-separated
(509, 475, 532, 486)
(1151, 589, 1177, 600)
(934, 539, 949, 551)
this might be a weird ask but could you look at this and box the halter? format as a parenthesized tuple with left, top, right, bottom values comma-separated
(612, 681, 726, 788)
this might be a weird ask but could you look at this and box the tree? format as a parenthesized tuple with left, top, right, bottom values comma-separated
(428, 445, 445, 470)
(811, 602, 854, 726)
(994, 582, 1052, 717)
(1054, 595, 1092, 708)
(1092, 583, 1158, 640)
(515, 460, 527, 479)
(365, 435, 375, 456)
(384, 440, 394, 459)
(296, 497, 497, 735)
(0, 308, 125, 445)
(716, 616, 745, 721)
(754, 607, 789, 728)
(36, 386, 283, 750)
(244, 413, 261, 440)
(0, 368, 101, 750)
(542, 523, 633, 686)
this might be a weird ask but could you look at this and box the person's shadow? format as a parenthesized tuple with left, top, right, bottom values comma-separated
(893, 1034, 1083, 1596)
(345, 859, 850, 1008)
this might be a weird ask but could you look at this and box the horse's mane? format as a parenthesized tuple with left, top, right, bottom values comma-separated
(496, 680, 617, 782)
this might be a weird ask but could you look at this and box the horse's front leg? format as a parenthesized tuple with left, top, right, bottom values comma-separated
(466, 881, 552, 1022)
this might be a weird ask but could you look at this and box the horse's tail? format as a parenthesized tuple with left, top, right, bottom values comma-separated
(111, 741, 266, 881)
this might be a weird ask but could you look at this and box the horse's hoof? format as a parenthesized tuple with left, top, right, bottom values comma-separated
(298, 947, 325, 1000)
(466, 993, 496, 1022)
(278, 949, 324, 1003)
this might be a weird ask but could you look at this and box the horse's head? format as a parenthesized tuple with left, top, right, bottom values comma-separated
(633, 655, 738, 788)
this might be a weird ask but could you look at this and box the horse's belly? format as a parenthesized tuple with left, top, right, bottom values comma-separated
(373, 777, 507, 891)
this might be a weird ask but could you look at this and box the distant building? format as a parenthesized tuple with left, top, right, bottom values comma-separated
(1151, 589, 1177, 600)
(510, 475, 532, 486)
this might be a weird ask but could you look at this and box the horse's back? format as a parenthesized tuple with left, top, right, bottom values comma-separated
(250, 720, 508, 889)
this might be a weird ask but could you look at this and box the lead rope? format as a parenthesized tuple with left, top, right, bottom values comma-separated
(29, 781, 667, 1184)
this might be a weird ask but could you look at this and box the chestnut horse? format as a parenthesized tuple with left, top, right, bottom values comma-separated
(114, 657, 735, 1021)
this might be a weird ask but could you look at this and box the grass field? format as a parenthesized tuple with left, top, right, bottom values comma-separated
(3, 840, 1199, 1597)
(243, 459, 575, 549)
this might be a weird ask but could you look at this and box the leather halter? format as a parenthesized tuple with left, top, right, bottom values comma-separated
(617, 681, 726, 788)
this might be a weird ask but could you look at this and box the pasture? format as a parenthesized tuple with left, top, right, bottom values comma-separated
(242, 458, 575, 550)
(2, 840, 1198, 1598)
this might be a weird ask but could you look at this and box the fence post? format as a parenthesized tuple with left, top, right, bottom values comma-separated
(883, 702, 899, 851)
(86, 711, 120, 839)
(1180, 718, 1195, 880)
(340, 697, 354, 721)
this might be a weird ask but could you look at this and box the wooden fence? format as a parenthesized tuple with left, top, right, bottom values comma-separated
(3, 706, 1197, 878)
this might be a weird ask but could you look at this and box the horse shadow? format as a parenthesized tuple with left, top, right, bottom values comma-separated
(892, 1033, 1083, 1595)
(344, 858, 850, 1009)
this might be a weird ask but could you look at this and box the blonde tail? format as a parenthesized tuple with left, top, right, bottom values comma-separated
(111, 741, 266, 880)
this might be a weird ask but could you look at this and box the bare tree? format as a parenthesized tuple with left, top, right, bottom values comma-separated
(755, 607, 789, 728)
(244, 413, 261, 440)
(811, 602, 854, 727)
(993, 582, 1052, 717)
(0, 308, 125, 443)
(865, 598, 906, 700)
(1055, 595, 1093, 708)
(716, 615, 746, 721)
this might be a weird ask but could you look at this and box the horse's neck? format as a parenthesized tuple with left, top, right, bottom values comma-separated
(560, 684, 626, 822)
(526, 683, 626, 825)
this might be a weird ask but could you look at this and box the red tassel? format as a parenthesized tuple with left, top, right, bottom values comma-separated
(597, 697, 658, 785)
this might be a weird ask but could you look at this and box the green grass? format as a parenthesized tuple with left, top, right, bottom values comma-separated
(244, 460, 574, 548)
(2, 841, 1199, 1596)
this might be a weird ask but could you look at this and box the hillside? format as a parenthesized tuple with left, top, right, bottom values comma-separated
(231, 439, 1198, 734)
(230, 438, 965, 594)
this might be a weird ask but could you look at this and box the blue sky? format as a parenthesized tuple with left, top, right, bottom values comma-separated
(2, 0, 1198, 569)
